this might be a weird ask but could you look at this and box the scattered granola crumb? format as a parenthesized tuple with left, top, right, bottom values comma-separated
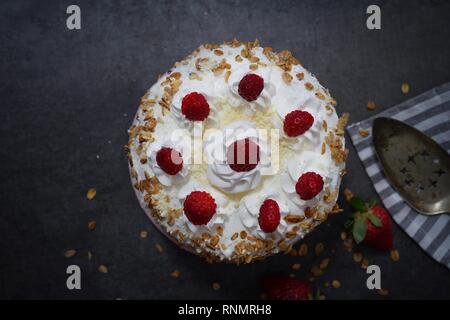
(340, 231, 347, 241)
(377, 288, 389, 296)
(353, 252, 363, 263)
(170, 270, 180, 278)
(343, 188, 354, 202)
(212, 282, 221, 290)
(87, 250, 93, 261)
(64, 249, 76, 258)
(292, 263, 301, 270)
(367, 100, 376, 110)
(311, 265, 323, 277)
(361, 259, 369, 269)
(401, 82, 410, 94)
(140, 230, 149, 239)
(359, 128, 370, 137)
(331, 280, 341, 289)
(315, 242, 324, 256)
(155, 243, 163, 253)
(390, 249, 400, 262)
(319, 258, 330, 270)
(88, 220, 97, 231)
(86, 188, 97, 200)
(98, 265, 108, 274)
(298, 243, 308, 256)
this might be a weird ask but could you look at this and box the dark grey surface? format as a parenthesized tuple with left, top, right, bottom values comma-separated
(0, 0, 449, 299)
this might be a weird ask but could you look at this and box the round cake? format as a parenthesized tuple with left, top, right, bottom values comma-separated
(126, 39, 348, 263)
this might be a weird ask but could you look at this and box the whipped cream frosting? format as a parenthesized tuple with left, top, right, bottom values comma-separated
(127, 40, 347, 263)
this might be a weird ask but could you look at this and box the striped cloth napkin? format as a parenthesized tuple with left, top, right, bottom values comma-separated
(347, 83, 450, 269)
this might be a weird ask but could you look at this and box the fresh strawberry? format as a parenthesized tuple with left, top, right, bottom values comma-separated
(226, 138, 260, 172)
(295, 172, 324, 200)
(181, 92, 210, 121)
(349, 196, 393, 251)
(183, 191, 217, 225)
(283, 110, 314, 137)
(156, 147, 183, 175)
(258, 199, 281, 233)
(238, 74, 264, 101)
(262, 276, 311, 300)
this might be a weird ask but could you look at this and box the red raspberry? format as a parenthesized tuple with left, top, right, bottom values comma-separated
(295, 172, 324, 200)
(283, 110, 314, 137)
(226, 138, 260, 172)
(238, 74, 264, 101)
(183, 191, 217, 225)
(181, 92, 210, 121)
(156, 147, 183, 175)
(258, 199, 281, 233)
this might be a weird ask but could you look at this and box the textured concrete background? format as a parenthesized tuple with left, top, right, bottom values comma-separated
(0, 0, 449, 299)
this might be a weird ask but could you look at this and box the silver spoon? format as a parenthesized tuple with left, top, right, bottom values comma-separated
(372, 117, 450, 215)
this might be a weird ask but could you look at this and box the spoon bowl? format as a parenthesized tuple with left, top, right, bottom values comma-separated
(372, 117, 450, 215)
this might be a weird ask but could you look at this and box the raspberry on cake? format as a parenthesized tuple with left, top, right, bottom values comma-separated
(127, 39, 348, 264)
(181, 92, 210, 121)
(238, 73, 264, 102)
(156, 147, 183, 175)
(226, 138, 260, 172)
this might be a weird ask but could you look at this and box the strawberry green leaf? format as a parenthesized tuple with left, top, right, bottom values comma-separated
(350, 196, 367, 213)
(368, 212, 382, 227)
(353, 216, 367, 244)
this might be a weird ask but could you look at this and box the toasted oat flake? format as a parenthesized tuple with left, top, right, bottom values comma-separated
(240, 230, 247, 239)
(311, 265, 323, 277)
(249, 64, 258, 70)
(331, 280, 341, 289)
(296, 72, 304, 81)
(170, 270, 180, 278)
(212, 282, 221, 290)
(235, 55, 243, 62)
(86, 188, 97, 200)
(367, 100, 376, 110)
(359, 128, 370, 137)
(98, 265, 108, 274)
(401, 82, 410, 94)
(214, 49, 224, 56)
(390, 249, 400, 262)
(292, 263, 301, 270)
(64, 249, 77, 258)
(231, 232, 239, 241)
(88, 220, 97, 231)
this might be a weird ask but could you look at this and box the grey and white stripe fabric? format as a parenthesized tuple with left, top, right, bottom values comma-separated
(347, 83, 450, 269)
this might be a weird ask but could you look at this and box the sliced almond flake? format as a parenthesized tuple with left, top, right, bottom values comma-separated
(140, 230, 149, 238)
(367, 100, 376, 110)
(86, 188, 97, 200)
(155, 243, 163, 253)
(390, 249, 400, 262)
(64, 249, 77, 258)
(213, 49, 224, 56)
(331, 280, 341, 289)
(170, 270, 180, 278)
(87, 220, 97, 231)
(359, 128, 370, 137)
(401, 82, 410, 94)
(98, 264, 108, 274)
(304, 82, 314, 91)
